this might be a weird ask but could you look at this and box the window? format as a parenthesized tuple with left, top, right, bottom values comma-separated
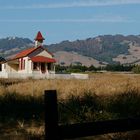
(19, 58, 25, 70)
(33, 62, 38, 70)
(0, 64, 2, 71)
(23, 60, 25, 69)
(19, 59, 21, 70)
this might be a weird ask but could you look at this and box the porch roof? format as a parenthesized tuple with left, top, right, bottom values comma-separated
(31, 56, 56, 63)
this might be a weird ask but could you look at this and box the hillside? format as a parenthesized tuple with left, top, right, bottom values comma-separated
(0, 37, 33, 57)
(47, 35, 140, 64)
(0, 34, 140, 66)
(54, 51, 107, 67)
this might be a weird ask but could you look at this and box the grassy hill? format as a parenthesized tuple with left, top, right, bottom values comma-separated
(0, 34, 140, 65)
(47, 34, 140, 64)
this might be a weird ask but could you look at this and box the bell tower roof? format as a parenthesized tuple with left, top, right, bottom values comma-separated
(34, 31, 45, 41)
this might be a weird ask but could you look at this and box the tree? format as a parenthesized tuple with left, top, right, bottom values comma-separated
(132, 65, 140, 74)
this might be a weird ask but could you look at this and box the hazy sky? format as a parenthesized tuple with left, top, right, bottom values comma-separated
(0, 0, 140, 44)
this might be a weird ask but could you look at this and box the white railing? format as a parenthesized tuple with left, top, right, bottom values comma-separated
(71, 73, 89, 79)
(0, 72, 88, 80)
(53, 73, 89, 79)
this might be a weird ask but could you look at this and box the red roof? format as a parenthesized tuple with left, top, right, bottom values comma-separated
(11, 46, 53, 61)
(13, 47, 37, 59)
(34, 31, 45, 41)
(31, 56, 56, 63)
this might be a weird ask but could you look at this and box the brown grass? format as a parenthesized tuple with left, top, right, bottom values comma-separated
(0, 72, 140, 99)
(1, 73, 140, 138)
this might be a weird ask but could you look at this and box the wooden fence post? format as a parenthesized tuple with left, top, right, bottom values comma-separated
(45, 90, 61, 140)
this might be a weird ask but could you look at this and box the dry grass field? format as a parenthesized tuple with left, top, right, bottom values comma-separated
(0, 72, 140, 98)
(1, 72, 140, 139)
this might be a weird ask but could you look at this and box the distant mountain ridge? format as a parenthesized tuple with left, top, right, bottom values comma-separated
(0, 37, 32, 50)
(0, 37, 33, 57)
(0, 34, 140, 66)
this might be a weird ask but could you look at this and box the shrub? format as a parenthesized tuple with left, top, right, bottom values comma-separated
(107, 89, 140, 118)
(132, 65, 140, 74)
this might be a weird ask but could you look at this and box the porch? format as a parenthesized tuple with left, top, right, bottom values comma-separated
(31, 56, 56, 74)
(32, 62, 55, 74)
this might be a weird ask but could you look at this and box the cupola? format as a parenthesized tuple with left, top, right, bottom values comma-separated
(34, 31, 45, 47)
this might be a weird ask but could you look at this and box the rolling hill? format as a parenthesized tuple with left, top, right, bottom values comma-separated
(0, 34, 140, 66)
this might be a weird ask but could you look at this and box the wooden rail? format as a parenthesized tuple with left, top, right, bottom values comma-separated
(45, 90, 140, 140)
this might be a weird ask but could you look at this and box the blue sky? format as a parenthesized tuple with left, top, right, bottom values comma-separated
(0, 0, 140, 44)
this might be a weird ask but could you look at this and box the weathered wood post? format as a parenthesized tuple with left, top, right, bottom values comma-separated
(45, 90, 61, 140)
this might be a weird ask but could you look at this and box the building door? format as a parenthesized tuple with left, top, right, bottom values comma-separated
(41, 63, 46, 73)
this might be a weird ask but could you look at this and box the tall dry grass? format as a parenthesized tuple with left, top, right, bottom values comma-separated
(1, 73, 140, 139)
(0, 73, 140, 99)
